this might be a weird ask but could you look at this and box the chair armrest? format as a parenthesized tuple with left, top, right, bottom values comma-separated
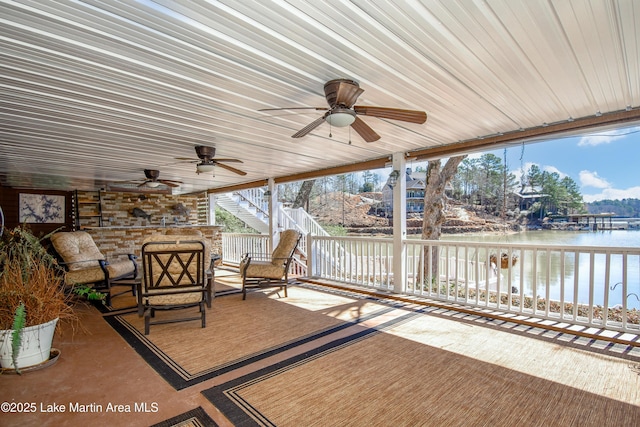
(107, 253, 137, 261)
(243, 253, 273, 262)
(58, 258, 108, 269)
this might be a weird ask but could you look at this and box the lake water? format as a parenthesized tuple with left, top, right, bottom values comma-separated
(440, 230, 640, 309)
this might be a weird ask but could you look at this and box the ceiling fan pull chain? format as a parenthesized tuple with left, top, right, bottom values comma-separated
(348, 126, 352, 144)
(329, 121, 332, 138)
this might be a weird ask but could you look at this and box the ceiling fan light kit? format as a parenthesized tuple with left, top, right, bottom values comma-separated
(325, 108, 356, 127)
(175, 145, 247, 177)
(196, 163, 216, 174)
(114, 169, 183, 189)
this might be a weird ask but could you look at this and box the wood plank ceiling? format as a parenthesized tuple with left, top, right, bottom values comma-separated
(1, 0, 639, 194)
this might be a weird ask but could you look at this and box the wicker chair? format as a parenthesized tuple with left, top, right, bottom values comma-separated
(50, 231, 138, 306)
(137, 236, 211, 335)
(239, 229, 301, 300)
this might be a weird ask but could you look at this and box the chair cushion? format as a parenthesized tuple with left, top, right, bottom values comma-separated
(271, 230, 300, 266)
(62, 258, 136, 286)
(51, 231, 105, 271)
(107, 259, 137, 279)
(143, 235, 211, 269)
(144, 286, 204, 305)
(64, 266, 106, 285)
(244, 260, 287, 279)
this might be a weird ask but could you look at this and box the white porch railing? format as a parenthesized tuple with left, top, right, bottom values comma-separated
(402, 239, 640, 333)
(282, 207, 329, 237)
(222, 233, 270, 265)
(222, 233, 640, 333)
(309, 235, 395, 288)
(235, 188, 269, 216)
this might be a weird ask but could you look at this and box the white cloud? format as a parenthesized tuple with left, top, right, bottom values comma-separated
(515, 162, 568, 180)
(542, 165, 566, 178)
(579, 170, 610, 189)
(583, 186, 640, 203)
(578, 126, 640, 147)
(579, 169, 640, 202)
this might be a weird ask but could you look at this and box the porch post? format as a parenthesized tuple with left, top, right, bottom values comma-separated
(208, 193, 216, 225)
(392, 152, 406, 293)
(306, 232, 313, 277)
(267, 178, 277, 252)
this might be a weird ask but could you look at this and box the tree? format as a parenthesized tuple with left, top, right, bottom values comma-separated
(456, 158, 480, 204)
(560, 176, 585, 214)
(523, 165, 585, 217)
(422, 156, 467, 240)
(421, 155, 467, 281)
(360, 181, 375, 193)
(292, 180, 315, 209)
(477, 153, 505, 214)
(361, 170, 377, 193)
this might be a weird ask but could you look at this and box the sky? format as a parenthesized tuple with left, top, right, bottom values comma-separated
(485, 125, 640, 203)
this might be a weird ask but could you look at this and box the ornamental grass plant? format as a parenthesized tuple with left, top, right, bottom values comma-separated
(0, 226, 77, 331)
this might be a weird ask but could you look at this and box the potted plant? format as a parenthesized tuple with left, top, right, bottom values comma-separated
(0, 226, 76, 373)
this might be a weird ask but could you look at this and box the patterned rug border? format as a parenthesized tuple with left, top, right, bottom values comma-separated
(100, 283, 414, 390)
(150, 406, 218, 427)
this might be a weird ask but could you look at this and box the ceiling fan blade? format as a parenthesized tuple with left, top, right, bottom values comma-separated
(159, 180, 181, 188)
(214, 158, 243, 163)
(353, 106, 427, 124)
(351, 116, 381, 142)
(138, 180, 151, 187)
(292, 116, 326, 138)
(215, 161, 247, 176)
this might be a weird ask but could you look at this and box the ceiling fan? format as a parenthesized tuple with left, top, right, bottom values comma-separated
(176, 145, 247, 176)
(114, 169, 182, 189)
(259, 78, 427, 142)
(138, 169, 182, 188)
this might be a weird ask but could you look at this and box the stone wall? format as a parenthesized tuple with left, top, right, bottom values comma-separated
(77, 190, 204, 228)
(86, 226, 222, 260)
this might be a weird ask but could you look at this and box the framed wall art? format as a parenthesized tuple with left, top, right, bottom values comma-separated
(19, 193, 65, 224)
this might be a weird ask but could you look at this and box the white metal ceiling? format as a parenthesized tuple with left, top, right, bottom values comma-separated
(1, 0, 639, 194)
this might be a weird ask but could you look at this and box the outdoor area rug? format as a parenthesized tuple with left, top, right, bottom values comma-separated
(96, 268, 640, 425)
(150, 406, 218, 427)
(98, 269, 409, 390)
(202, 302, 640, 427)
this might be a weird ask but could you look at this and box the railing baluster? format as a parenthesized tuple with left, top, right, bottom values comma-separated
(545, 249, 551, 318)
(603, 252, 611, 326)
(589, 251, 595, 324)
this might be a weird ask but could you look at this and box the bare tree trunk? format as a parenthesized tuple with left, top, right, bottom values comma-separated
(421, 156, 467, 287)
(292, 180, 315, 210)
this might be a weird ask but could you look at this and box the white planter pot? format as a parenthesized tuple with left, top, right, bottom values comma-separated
(0, 318, 58, 370)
